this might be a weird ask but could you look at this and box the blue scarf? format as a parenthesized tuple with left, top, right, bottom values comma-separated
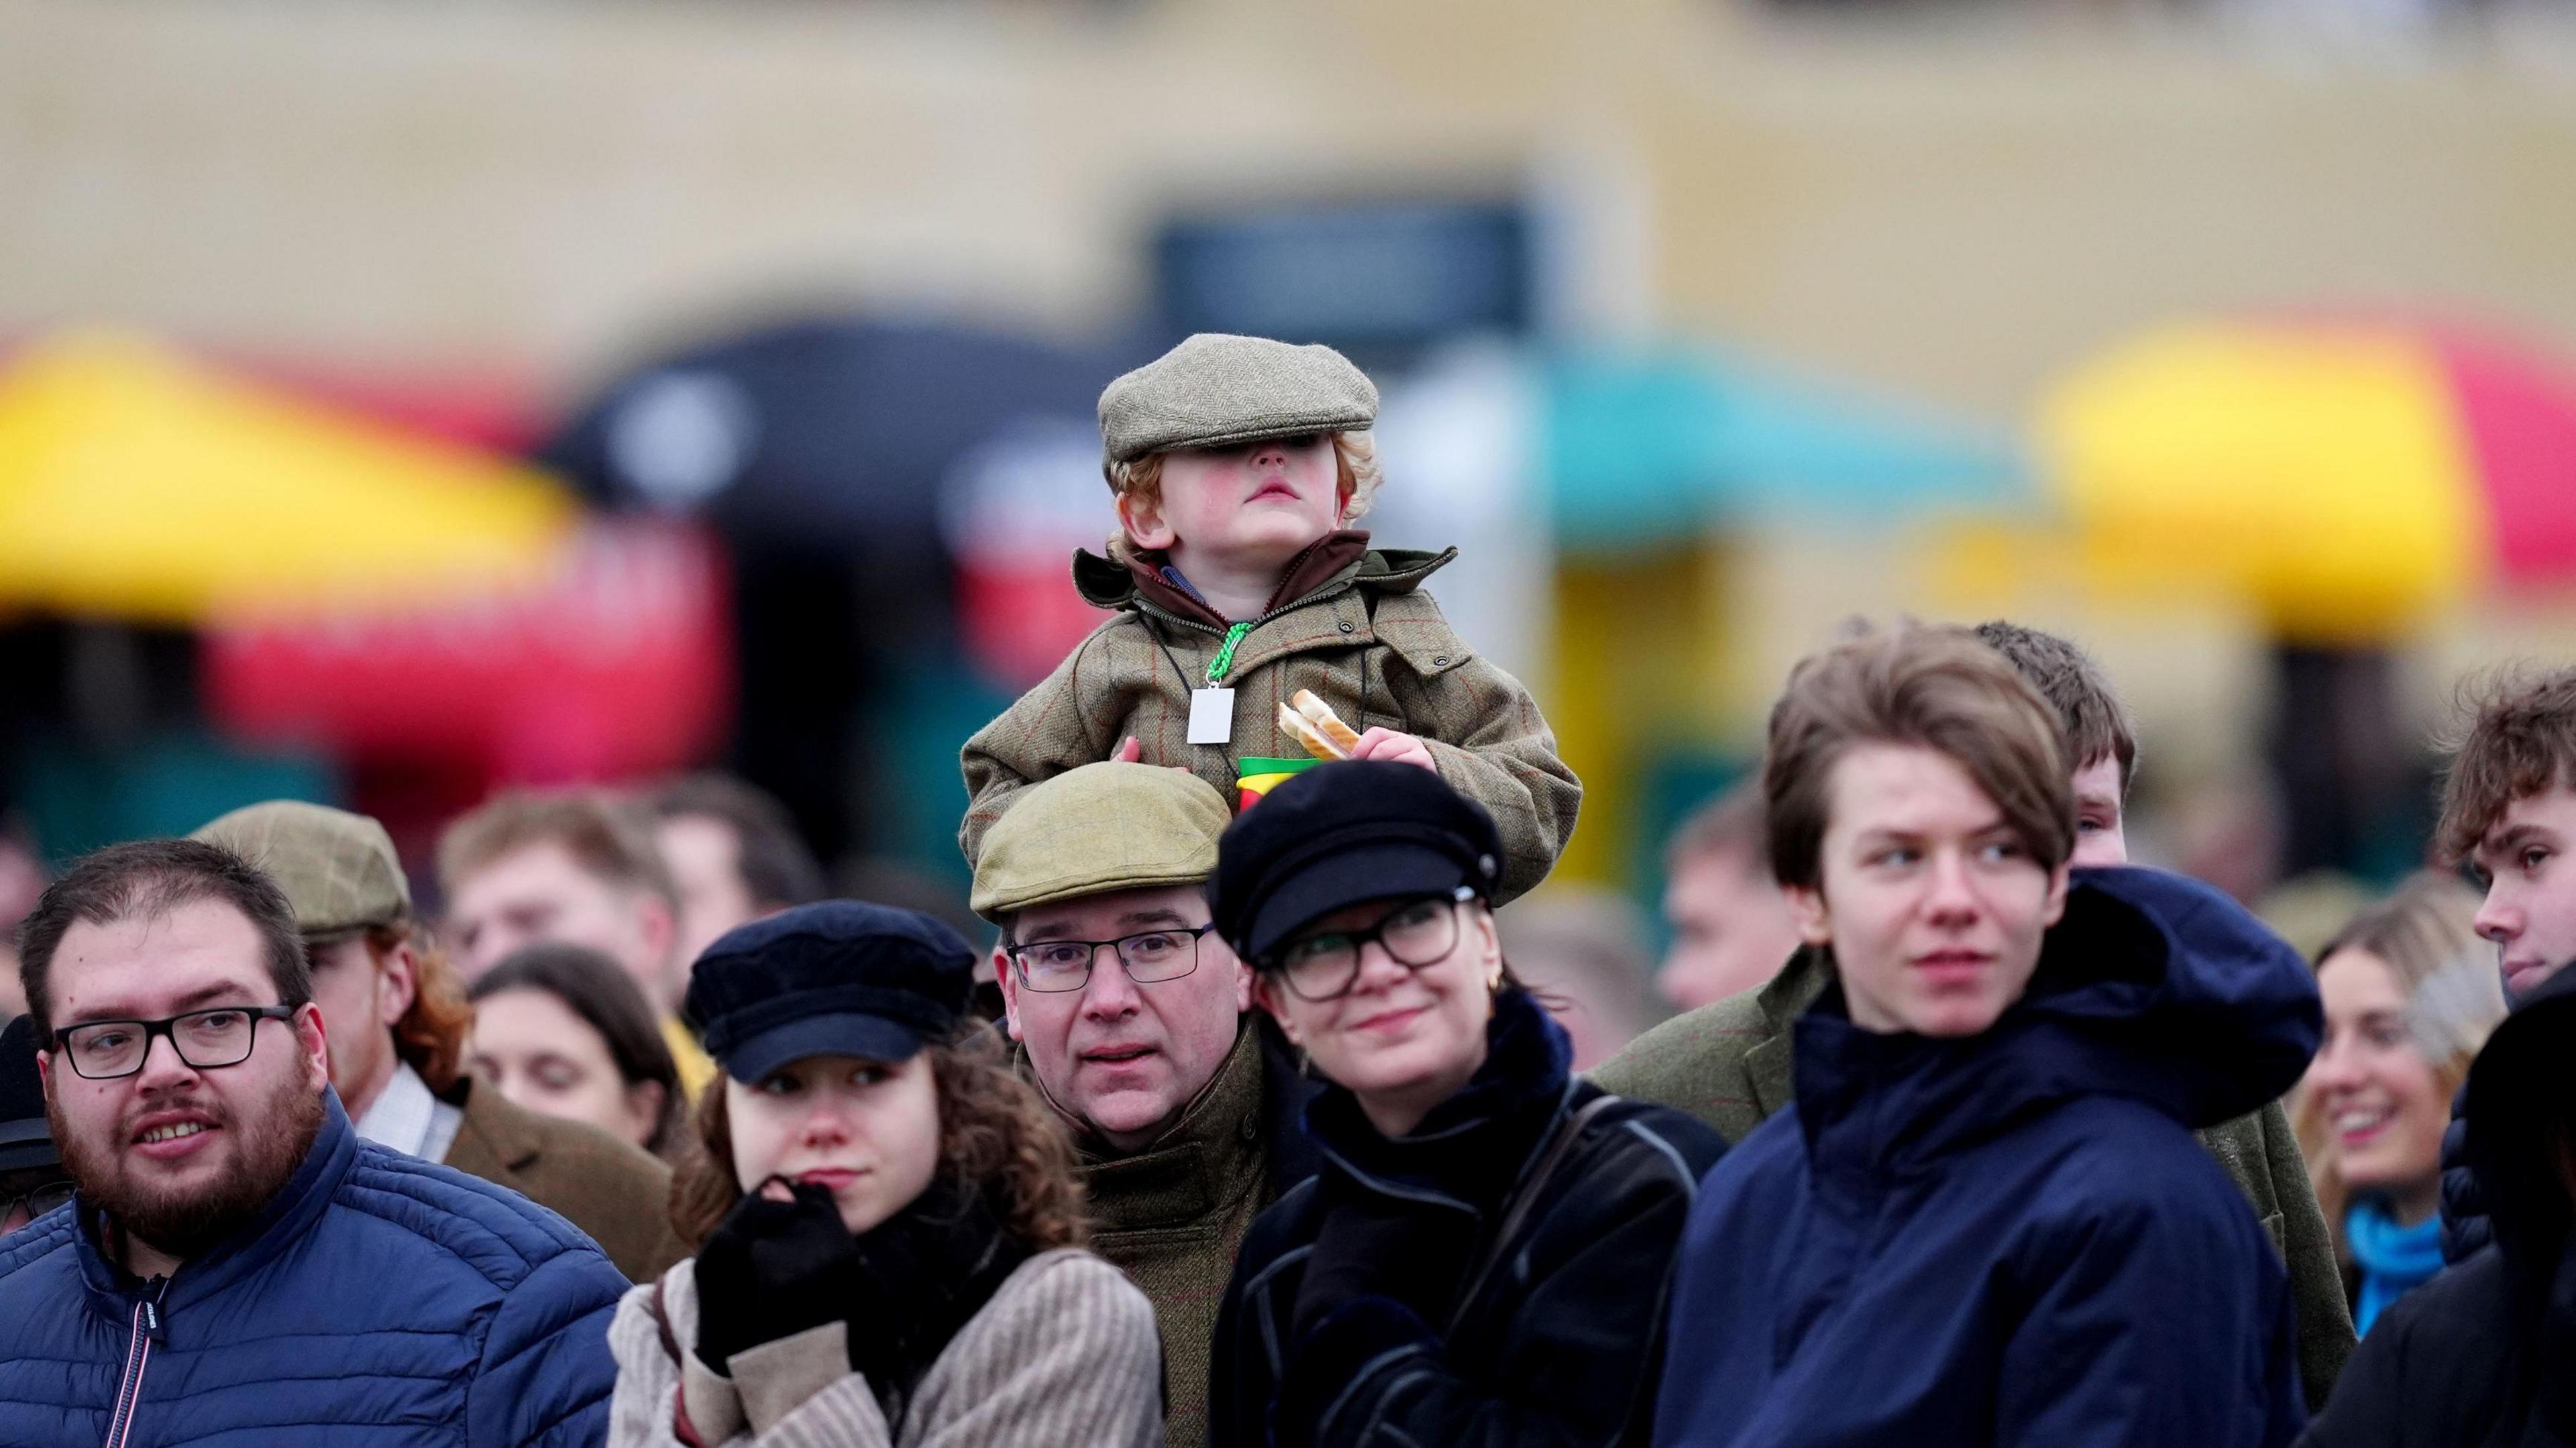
(2347, 1196, 2445, 1335)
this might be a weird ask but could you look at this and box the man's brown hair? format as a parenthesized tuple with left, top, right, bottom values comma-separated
(1972, 620, 2139, 793)
(371, 925, 474, 1094)
(436, 789, 678, 910)
(1765, 622, 2076, 893)
(2434, 665, 2576, 865)
(17, 838, 311, 1038)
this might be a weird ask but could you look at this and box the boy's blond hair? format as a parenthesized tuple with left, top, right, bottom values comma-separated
(1109, 431, 1383, 532)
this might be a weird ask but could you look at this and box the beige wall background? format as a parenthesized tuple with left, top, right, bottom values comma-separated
(7, 0, 2576, 416)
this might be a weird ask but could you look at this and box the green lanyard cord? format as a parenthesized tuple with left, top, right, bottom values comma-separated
(1205, 622, 1253, 685)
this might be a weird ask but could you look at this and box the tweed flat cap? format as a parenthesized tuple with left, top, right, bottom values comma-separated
(970, 761, 1233, 921)
(194, 800, 411, 942)
(1097, 333, 1379, 470)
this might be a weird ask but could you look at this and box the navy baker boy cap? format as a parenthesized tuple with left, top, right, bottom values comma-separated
(685, 901, 976, 1084)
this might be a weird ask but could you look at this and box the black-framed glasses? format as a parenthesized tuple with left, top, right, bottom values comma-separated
(2, 1180, 72, 1223)
(52, 1006, 299, 1080)
(1007, 925, 1214, 993)
(1265, 887, 1477, 1002)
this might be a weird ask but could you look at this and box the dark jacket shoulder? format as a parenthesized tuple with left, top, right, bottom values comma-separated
(444, 1074, 688, 1284)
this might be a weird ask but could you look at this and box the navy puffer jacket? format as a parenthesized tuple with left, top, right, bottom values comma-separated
(0, 1092, 627, 1447)
(2438, 1082, 2488, 1265)
(1654, 867, 2320, 1448)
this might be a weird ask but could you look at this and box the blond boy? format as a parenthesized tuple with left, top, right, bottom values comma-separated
(959, 333, 1578, 902)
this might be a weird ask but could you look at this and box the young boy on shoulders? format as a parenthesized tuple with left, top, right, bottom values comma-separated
(959, 333, 1578, 902)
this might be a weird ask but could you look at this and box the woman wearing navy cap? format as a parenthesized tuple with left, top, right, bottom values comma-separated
(1206, 761, 1726, 1448)
(604, 901, 1162, 1447)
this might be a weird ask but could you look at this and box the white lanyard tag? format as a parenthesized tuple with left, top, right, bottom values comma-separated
(1187, 687, 1235, 746)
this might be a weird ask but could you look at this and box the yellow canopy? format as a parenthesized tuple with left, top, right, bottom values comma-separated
(2033, 321, 2481, 644)
(0, 332, 574, 624)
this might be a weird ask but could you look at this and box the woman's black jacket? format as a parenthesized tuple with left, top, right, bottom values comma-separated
(1209, 987, 1726, 1448)
(2302, 968, 2576, 1448)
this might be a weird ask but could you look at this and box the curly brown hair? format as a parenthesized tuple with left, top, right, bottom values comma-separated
(382, 926, 476, 1094)
(2435, 665, 2576, 866)
(667, 1021, 1089, 1253)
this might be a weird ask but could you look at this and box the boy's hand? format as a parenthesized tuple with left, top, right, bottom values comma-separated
(1348, 728, 1438, 773)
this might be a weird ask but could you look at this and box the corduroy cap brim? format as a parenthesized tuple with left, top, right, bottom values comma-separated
(193, 800, 411, 942)
(970, 761, 1234, 921)
(1098, 333, 1378, 470)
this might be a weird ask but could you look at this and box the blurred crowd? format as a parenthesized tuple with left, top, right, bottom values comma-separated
(0, 331, 2566, 1448)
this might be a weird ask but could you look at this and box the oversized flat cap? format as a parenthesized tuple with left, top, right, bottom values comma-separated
(970, 761, 1233, 921)
(1098, 333, 1379, 470)
(194, 800, 411, 942)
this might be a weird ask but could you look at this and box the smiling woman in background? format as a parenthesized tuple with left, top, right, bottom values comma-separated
(2295, 873, 2506, 1335)
(469, 942, 686, 1158)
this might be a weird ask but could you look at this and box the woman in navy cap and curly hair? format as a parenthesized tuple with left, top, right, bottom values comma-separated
(1206, 761, 1725, 1448)
(604, 901, 1162, 1447)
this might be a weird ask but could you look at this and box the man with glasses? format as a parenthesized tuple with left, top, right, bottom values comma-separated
(0, 838, 625, 1447)
(970, 761, 1321, 1448)
(0, 1016, 70, 1235)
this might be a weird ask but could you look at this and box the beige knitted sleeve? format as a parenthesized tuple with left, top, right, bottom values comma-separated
(903, 1249, 1165, 1447)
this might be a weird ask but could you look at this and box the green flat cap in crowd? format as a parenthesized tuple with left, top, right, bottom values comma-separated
(969, 761, 1233, 921)
(1097, 333, 1379, 471)
(194, 799, 411, 942)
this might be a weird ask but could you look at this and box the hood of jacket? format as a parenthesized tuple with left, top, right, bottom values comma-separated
(2465, 964, 2576, 1266)
(1071, 531, 1456, 625)
(1794, 866, 2323, 1176)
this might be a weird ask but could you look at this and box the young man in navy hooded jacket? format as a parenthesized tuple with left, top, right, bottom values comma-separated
(1653, 624, 2316, 1448)
(0, 839, 625, 1447)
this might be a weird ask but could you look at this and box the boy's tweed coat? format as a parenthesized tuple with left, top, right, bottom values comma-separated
(960, 531, 1579, 905)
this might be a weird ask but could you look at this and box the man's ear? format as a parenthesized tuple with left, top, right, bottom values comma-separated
(294, 1002, 331, 1092)
(1230, 954, 1253, 1015)
(1249, 975, 1298, 1046)
(1117, 486, 1177, 553)
(2041, 862, 2071, 929)
(992, 944, 1024, 1042)
(33, 1049, 50, 1103)
(634, 894, 680, 1007)
(1783, 882, 1833, 947)
(378, 940, 419, 1029)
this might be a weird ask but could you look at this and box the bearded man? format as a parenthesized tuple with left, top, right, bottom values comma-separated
(0, 838, 625, 1447)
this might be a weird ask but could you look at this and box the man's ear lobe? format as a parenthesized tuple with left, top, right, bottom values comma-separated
(1783, 883, 1833, 946)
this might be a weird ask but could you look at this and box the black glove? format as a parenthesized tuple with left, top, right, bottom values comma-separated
(692, 1180, 866, 1374)
(1291, 1193, 1470, 1341)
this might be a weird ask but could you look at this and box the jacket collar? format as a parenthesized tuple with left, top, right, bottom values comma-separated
(1073, 1019, 1273, 1233)
(76, 1087, 358, 1318)
(442, 1074, 543, 1176)
(1744, 946, 1829, 1120)
(1071, 532, 1456, 621)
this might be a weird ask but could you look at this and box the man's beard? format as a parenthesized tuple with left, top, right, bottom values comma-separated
(52, 1072, 327, 1265)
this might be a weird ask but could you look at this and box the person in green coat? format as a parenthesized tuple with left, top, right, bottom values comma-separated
(1594, 620, 2355, 1411)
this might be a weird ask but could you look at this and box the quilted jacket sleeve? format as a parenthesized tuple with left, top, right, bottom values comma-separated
(470, 1247, 631, 1448)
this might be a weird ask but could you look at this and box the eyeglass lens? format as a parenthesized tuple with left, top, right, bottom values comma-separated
(1014, 928, 1203, 993)
(1278, 897, 1460, 1001)
(61, 1009, 266, 1080)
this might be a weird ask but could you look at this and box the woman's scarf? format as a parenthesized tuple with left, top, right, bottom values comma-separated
(2347, 1195, 2445, 1335)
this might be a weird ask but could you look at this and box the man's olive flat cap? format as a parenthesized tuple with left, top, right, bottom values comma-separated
(1097, 333, 1379, 470)
(970, 762, 1233, 922)
(194, 800, 410, 943)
